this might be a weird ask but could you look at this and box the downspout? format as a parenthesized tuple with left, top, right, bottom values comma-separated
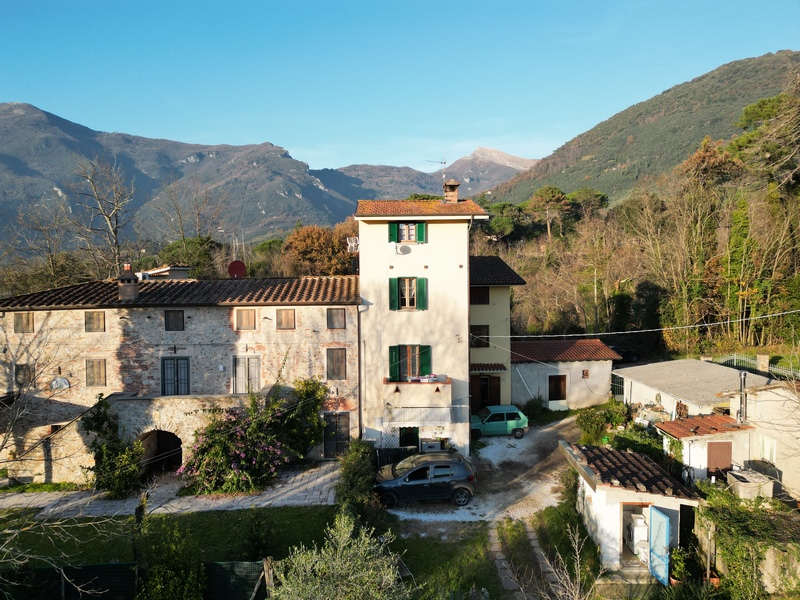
(357, 302, 364, 439)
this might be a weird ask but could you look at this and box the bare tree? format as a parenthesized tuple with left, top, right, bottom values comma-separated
(511, 524, 605, 600)
(148, 177, 226, 245)
(70, 157, 135, 278)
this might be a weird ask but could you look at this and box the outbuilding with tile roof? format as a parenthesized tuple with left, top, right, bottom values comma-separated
(510, 339, 621, 410)
(560, 441, 699, 572)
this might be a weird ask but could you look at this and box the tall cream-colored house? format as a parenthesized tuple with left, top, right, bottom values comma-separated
(356, 180, 511, 454)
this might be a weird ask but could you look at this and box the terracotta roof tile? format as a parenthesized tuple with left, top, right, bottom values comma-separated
(564, 443, 695, 499)
(355, 199, 488, 217)
(0, 276, 360, 309)
(511, 339, 621, 363)
(470, 256, 526, 286)
(655, 414, 752, 439)
(470, 363, 508, 373)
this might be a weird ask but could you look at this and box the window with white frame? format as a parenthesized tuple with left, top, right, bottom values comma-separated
(389, 277, 427, 310)
(233, 356, 260, 394)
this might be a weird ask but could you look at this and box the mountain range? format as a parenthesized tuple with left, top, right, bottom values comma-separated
(1, 49, 798, 241)
(0, 104, 533, 241)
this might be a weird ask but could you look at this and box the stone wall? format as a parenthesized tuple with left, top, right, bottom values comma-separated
(1, 303, 359, 483)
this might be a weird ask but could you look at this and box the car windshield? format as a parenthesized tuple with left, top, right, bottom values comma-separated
(478, 407, 491, 421)
(393, 455, 426, 478)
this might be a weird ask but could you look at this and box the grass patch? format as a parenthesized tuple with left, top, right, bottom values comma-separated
(8, 505, 339, 568)
(532, 469, 602, 586)
(497, 517, 539, 582)
(391, 522, 504, 600)
(0, 481, 83, 494)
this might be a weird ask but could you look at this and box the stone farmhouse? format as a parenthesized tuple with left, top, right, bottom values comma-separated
(1, 180, 525, 483)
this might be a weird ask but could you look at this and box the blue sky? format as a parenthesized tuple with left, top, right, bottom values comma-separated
(3, 1, 799, 171)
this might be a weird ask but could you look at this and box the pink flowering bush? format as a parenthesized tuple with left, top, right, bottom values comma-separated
(179, 377, 329, 494)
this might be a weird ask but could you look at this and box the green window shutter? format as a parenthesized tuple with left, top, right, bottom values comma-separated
(389, 278, 399, 310)
(417, 222, 426, 243)
(416, 277, 428, 310)
(419, 345, 432, 376)
(388, 222, 399, 242)
(389, 346, 400, 382)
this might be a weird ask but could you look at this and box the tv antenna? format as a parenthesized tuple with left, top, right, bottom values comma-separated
(425, 153, 447, 180)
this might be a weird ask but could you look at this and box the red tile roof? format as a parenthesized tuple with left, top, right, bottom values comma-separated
(562, 442, 695, 500)
(470, 363, 508, 373)
(0, 276, 360, 310)
(655, 414, 752, 439)
(511, 339, 621, 363)
(355, 199, 488, 217)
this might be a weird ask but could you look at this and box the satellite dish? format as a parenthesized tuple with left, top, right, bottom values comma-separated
(228, 260, 246, 279)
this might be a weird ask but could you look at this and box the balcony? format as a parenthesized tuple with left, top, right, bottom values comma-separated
(382, 376, 452, 407)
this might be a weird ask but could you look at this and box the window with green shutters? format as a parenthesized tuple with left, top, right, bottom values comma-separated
(388, 222, 426, 243)
(389, 345, 432, 381)
(389, 277, 427, 310)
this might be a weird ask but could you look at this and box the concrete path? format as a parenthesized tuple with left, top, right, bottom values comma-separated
(0, 461, 339, 519)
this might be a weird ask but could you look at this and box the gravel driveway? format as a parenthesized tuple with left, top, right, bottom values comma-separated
(389, 416, 580, 523)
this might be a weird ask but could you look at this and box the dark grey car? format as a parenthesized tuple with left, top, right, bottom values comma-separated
(374, 451, 477, 508)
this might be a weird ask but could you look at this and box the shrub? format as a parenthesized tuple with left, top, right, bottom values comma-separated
(334, 439, 386, 527)
(575, 409, 607, 444)
(603, 399, 628, 427)
(273, 512, 413, 600)
(80, 395, 143, 498)
(180, 378, 329, 495)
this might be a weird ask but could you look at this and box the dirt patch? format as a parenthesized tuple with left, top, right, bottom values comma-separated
(389, 416, 580, 522)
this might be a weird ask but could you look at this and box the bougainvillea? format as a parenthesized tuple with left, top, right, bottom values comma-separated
(179, 377, 329, 494)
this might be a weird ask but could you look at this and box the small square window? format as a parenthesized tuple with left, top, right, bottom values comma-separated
(15, 364, 35, 387)
(327, 348, 346, 380)
(470, 325, 490, 348)
(86, 359, 107, 387)
(165, 310, 185, 331)
(85, 311, 106, 332)
(276, 309, 295, 330)
(470, 287, 490, 305)
(14, 312, 34, 333)
(236, 309, 256, 331)
(327, 308, 346, 329)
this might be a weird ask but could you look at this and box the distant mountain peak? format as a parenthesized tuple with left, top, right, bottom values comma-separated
(468, 147, 538, 171)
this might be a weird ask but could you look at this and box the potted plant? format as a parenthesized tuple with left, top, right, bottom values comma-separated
(669, 547, 690, 585)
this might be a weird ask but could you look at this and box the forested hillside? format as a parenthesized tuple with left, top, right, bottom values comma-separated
(478, 75, 800, 356)
(492, 50, 800, 205)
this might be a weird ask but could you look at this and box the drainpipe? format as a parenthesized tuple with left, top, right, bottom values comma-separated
(738, 371, 747, 423)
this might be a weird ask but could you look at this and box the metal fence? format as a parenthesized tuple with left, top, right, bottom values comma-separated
(1, 561, 271, 600)
(714, 353, 800, 380)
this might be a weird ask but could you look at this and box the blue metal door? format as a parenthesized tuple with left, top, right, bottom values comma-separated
(649, 507, 670, 586)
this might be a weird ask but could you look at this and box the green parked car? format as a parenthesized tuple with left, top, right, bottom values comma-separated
(470, 405, 529, 439)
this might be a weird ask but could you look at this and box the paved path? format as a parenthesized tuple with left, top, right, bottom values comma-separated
(0, 461, 339, 519)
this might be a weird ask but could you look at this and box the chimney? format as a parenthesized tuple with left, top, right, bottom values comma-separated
(443, 179, 460, 203)
(118, 263, 140, 301)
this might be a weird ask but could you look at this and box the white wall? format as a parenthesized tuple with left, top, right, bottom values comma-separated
(357, 218, 472, 452)
(512, 360, 613, 410)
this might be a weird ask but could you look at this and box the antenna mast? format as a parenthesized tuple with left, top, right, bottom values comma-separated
(425, 153, 447, 183)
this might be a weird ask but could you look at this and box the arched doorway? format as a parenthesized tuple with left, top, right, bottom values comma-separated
(138, 430, 182, 477)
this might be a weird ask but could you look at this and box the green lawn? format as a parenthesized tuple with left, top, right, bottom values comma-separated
(6, 505, 509, 598)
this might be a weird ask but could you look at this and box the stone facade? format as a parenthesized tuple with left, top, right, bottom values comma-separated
(1, 301, 359, 483)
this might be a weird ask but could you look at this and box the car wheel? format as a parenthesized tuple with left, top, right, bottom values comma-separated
(512, 428, 524, 439)
(380, 492, 398, 509)
(471, 429, 482, 440)
(452, 488, 472, 506)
